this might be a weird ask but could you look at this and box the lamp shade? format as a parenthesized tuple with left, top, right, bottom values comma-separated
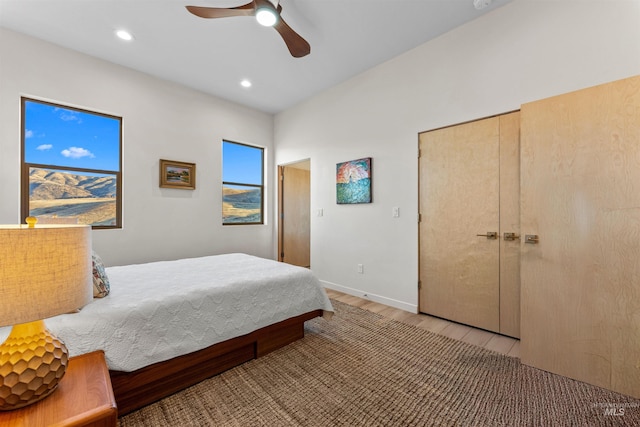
(0, 224, 93, 327)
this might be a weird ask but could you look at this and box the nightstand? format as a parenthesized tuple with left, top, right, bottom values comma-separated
(0, 350, 117, 427)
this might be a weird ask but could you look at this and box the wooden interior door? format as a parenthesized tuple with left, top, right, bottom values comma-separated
(498, 111, 521, 338)
(278, 162, 311, 268)
(520, 76, 640, 398)
(419, 117, 501, 333)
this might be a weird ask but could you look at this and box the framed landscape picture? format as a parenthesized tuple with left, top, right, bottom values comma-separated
(160, 159, 196, 190)
(336, 157, 372, 204)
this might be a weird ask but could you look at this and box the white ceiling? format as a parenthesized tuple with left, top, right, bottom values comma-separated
(0, 0, 513, 114)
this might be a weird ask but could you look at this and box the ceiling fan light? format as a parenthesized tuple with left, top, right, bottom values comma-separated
(256, 9, 277, 27)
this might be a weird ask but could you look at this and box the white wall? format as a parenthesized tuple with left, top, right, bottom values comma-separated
(0, 28, 275, 267)
(274, 0, 640, 312)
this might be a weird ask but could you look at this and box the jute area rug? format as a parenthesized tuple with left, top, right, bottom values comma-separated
(118, 300, 640, 426)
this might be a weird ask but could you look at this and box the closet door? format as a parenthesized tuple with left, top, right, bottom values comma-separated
(498, 112, 521, 338)
(419, 117, 500, 333)
(520, 76, 640, 398)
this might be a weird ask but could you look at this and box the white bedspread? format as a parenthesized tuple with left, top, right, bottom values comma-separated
(1, 253, 333, 372)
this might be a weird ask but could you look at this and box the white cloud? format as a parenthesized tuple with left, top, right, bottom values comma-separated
(25, 129, 34, 139)
(36, 144, 53, 151)
(60, 113, 81, 123)
(61, 147, 95, 159)
(55, 108, 82, 123)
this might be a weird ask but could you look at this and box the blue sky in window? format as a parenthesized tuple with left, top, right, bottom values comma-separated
(222, 141, 263, 185)
(24, 100, 120, 172)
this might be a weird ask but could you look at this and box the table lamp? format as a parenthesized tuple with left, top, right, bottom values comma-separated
(0, 217, 93, 411)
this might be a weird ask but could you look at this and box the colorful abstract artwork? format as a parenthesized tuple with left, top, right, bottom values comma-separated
(336, 157, 372, 204)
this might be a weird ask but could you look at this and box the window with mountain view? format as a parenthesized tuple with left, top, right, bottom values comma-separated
(21, 98, 122, 228)
(222, 140, 264, 225)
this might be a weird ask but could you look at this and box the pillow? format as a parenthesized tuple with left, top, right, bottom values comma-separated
(92, 251, 110, 298)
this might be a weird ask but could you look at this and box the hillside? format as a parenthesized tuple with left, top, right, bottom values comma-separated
(222, 187, 261, 223)
(29, 168, 116, 200)
(222, 187, 261, 205)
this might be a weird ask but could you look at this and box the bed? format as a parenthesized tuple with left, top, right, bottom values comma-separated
(0, 253, 333, 415)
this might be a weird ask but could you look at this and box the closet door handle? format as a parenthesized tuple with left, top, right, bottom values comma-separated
(476, 232, 497, 239)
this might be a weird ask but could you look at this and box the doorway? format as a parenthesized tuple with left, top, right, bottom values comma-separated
(278, 160, 311, 268)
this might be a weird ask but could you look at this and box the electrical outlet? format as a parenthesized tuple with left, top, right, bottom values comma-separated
(357, 264, 364, 274)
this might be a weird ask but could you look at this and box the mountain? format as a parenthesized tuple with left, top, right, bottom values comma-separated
(29, 168, 116, 200)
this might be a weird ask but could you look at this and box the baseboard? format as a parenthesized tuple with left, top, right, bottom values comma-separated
(320, 280, 418, 314)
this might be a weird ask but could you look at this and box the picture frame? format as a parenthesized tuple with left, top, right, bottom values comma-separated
(336, 157, 372, 204)
(159, 159, 196, 190)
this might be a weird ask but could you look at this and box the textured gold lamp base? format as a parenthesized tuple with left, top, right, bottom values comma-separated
(0, 320, 69, 411)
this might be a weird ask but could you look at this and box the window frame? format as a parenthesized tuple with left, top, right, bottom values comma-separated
(20, 97, 123, 229)
(222, 140, 265, 226)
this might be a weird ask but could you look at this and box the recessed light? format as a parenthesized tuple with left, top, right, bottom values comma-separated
(240, 79, 252, 88)
(116, 29, 133, 41)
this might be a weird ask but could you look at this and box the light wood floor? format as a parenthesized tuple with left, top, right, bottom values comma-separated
(325, 289, 520, 358)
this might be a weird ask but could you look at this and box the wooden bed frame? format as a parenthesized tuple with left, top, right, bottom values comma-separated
(109, 309, 323, 415)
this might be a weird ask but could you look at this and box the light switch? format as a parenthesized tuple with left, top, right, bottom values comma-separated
(317, 208, 324, 217)
(392, 207, 400, 218)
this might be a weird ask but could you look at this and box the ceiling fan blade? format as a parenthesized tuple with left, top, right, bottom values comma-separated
(187, 1, 311, 58)
(273, 17, 310, 58)
(185, 3, 256, 19)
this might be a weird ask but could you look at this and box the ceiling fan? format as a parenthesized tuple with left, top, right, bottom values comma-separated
(186, 0, 311, 58)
